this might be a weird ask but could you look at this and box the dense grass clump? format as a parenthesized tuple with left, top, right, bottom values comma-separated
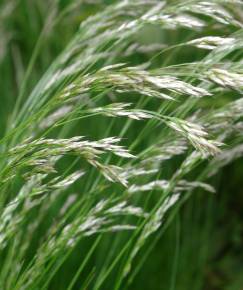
(0, 0, 242, 289)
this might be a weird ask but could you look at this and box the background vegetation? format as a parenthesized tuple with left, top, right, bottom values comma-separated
(0, 0, 242, 289)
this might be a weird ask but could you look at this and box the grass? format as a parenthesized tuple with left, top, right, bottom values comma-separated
(0, 0, 243, 289)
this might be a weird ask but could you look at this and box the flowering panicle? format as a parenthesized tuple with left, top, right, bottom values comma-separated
(7, 136, 135, 186)
(59, 66, 210, 106)
(128, 179, 215, 194)
(166, 117, 222, 156)
(207, 68, 243, 89)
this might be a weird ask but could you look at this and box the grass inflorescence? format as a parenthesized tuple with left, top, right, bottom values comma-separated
(0, 0, 242, 289)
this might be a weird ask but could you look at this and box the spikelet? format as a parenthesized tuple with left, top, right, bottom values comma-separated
(188, 36, 235, 50)
(128, 179, 215, 194)
(90, 103, 153, 120)
(208, 68, 243, 89)
(179, 1, 242, 27)
(165, 117, 222, 156)
(142, 13, 206, 29)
